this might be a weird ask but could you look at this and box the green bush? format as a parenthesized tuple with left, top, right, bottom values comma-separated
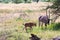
(53, 23, 60, 30)
(0, 0, 32, 3)
(48, 23, 60, 30)
(27, 0, 31, 3)
(13, 0, 24, 3)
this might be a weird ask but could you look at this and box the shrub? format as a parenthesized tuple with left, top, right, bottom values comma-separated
(48, 23, 60, 30)
(13, 0, 24, 3)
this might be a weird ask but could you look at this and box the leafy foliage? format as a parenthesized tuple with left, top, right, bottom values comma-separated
(0, 0, 32, 3)
(47, 0, 60, 12)
(48, 23, 60, 30)
(12, 0, 24, 3)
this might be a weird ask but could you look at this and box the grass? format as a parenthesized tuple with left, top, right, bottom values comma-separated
(0, 9, 13, 13)
(24, 9, 34, 13)
(47, 23, 60, 30)
(16, 19, 60, 37)
(10, 22, 60, 40)
(0, 15, 60, 40)
(0, 3, 60, 40)
(0, 9, 42, 13)
(0, 19, 60, 40)
(5, 29, 60, 40)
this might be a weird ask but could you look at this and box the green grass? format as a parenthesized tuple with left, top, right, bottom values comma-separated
(5, 29, 60, 40)
(0, 23, 60, 40)
(47, 23, 60, 30)
(0, 15, 60, 40)
(12, 22, 60, 40)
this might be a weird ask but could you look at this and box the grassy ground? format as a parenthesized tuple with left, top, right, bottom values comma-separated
(1, 25, 60, 40)
(0, 2, 60, 40)
(0, 19, 60, 40)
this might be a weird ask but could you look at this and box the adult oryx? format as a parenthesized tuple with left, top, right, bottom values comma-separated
(38, 15, 50, 28)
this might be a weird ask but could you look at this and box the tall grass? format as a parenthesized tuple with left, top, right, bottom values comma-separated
(0, 21, 60, 40)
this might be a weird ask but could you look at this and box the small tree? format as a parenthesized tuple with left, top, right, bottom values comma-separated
(46, 0, 60, 23)
(50, 0, 60, 15)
